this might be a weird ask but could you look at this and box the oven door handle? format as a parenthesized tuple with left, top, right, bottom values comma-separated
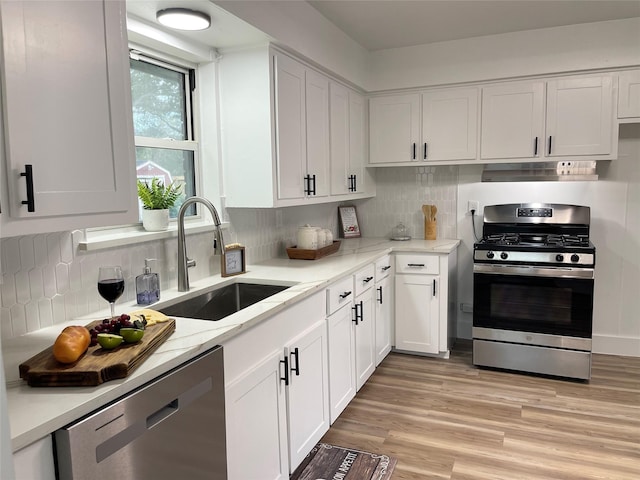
(474, 263, 594, 279)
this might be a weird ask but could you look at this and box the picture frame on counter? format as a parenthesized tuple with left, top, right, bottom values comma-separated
(221, 245, 246, 277)
(338, 205, 361, 238)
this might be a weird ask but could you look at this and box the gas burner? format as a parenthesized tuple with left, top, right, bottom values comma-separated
(484, 233, 520, 245)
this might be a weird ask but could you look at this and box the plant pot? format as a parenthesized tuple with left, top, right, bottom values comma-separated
(142, 209, 169, 232)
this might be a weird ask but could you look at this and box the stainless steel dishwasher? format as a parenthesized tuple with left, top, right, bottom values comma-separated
(54, 346, 227, 480)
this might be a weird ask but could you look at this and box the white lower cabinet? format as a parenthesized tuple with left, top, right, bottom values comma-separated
(226, 350, 289, 480)
(374, 274, 393, 365)
(223, 292, 329, 476)
(285, 320, 330, 469)
(394, 252, 457, 356)
(395, 274, 440, 354)
(12, 436, 56, 480)
(326, 265, 376, 424)
(326, 301, 357, 423)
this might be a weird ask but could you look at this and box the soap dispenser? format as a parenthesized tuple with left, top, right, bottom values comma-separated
(136, 259, 160, 305)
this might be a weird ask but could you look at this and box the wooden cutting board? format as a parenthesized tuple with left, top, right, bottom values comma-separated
(19, 319, 176, 387)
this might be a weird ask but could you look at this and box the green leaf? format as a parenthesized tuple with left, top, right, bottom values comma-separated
(137, 178, 183, 209)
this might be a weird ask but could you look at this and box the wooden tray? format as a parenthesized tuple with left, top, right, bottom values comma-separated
(286, 241, 341, 260)
(18, 319, 176, 387)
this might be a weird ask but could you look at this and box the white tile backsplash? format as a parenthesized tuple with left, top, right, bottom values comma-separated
(1, 165, 457, 339)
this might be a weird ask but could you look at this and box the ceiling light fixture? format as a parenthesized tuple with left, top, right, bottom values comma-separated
(156, 8, 211, 31)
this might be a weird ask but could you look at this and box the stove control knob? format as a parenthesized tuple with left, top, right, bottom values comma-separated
(500, 252, 508, 260)
(486, 251, 495, 259)
(571, 254, 580, 263)
(556, 254, 564, 262)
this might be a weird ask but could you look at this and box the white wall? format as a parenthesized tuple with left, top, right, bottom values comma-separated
(456, 124, 640, 356)
(367, 17, 640, 91)
(213, 0, 369, 88)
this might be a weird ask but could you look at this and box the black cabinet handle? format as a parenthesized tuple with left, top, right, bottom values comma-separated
(424, 142, 427, 160)
(352, 174, 357, 192)
(548, 136, 552, 155)
(433, 279, 437, 297)
(348, 175, 357, 192)
(352, 301, 363, 324)
(290, 347, 300, 376)
(363, 276, 373, 284)
(358, 301, 363, 322)
(382, 265, 391, 271)
(280, 356, 289, 385)
(311, 174, 316, 195)
(377, 286, 383, 304)
(534, 137, 538, 156)
(303, 175, 310, 195)
(20, 164, 35, 212)
(407, 263, 425, 267)
(412, 143, 416, 160)
(339, 291, 352, 299)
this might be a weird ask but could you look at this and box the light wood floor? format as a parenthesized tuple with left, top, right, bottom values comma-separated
(320, 342, 640, 480)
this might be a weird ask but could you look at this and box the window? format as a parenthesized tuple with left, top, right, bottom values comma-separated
(130, 53, 198, 218)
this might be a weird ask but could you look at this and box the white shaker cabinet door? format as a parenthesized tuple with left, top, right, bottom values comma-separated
(226, 350, 289, 480)
(480, 81, 545, 160)
(285, 320, 330, 471)
(304, 69, 330, 198)
(327, 302, 356, 423)
(618, 70, 640, 119)
(349, 90, 367, 193)
(0, 0, 135, 220)
(369, 94, 421, 164)
(329, 82, 351, 195)
(546, 75, 614, 156)
(395, 274, 440, 355)
(422, 87, 478, 161)
(354, 290, 376, 391)
(274, 53, 307, 200)
(374, 274, 393, 366)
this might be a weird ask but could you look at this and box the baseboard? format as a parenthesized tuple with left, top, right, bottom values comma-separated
(592, 334, 640, 357)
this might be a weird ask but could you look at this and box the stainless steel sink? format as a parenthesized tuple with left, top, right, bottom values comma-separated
(159, 282, 291, 321)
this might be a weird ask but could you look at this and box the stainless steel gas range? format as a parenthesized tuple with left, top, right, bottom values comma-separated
(472, 203, 595, 380)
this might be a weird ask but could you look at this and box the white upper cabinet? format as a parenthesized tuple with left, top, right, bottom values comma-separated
(369, 88, 478, 164)
(220, 47, 372, 208)
(546, 75, 613, 156)
(480, 81, 545, 160)
(274, 54, 307, 200)
(0, 0, 137, 237)
(481, 74, 616, 161)
(618, 70, 640, 121)
(422, 87, 478, 161)
(329, 83, 369, 196)
(304, 70, 330, 198)
(369, 94, 420, 164)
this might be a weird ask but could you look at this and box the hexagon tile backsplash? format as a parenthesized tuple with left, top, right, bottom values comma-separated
(1, 166, 458, 340)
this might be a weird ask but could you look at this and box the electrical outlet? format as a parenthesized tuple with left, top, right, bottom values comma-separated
(468, 200, 479, 215)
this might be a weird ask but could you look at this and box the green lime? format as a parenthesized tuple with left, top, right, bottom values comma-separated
(120, 328, 144, 343)
(97, 333, 123, 350)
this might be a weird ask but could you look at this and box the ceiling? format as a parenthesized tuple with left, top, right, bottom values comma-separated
(308, 0, 640, 51)
(126, 0, 640, 52)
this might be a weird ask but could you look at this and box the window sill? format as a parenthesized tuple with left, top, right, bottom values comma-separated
(78, 221, 230, 252)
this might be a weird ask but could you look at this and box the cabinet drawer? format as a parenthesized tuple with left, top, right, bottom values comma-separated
(327, 276, 354, 315)
(374, 255, 392, 282)
(395, 254, 439, 275)
(354, 264, 375, 297)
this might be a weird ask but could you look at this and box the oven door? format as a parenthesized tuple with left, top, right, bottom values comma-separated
(473, 264, 594, 338)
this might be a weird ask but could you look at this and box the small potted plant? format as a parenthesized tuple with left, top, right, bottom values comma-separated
(137, 178, 183, 231)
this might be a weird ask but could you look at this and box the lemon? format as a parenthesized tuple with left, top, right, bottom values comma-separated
(120, 328, 144, 343)
(97, 333, 123, 350)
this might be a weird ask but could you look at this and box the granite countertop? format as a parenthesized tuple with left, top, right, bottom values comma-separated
(3, 237, 460, 452)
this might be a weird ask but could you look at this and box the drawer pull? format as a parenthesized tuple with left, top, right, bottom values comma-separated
(339, 291, 352, 299)
(407, 263, 425, 267)
(382, 265, 391, 271)
(363, 276, 373, 284)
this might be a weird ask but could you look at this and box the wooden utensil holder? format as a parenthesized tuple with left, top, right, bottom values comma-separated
(425, 220, 437, 240)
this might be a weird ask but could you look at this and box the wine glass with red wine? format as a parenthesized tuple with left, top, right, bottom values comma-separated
(98, 266, 124, 318)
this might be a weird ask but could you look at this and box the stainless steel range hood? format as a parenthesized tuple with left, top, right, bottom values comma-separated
(481, 161, 599, 182)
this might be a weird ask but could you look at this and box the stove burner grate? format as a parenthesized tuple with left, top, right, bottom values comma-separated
(481, 233, 590, 248)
